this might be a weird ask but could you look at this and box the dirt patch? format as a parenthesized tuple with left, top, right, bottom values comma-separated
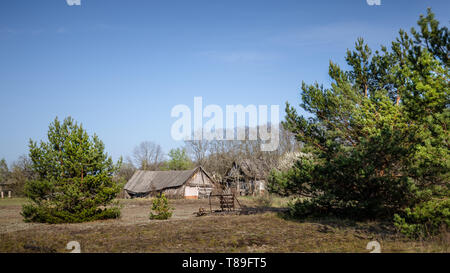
(0, 198, 241, 234)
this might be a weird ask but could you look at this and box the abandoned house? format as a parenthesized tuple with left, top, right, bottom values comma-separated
(0, 180, 13, 198)
(123, 166, 217, 199)
(223, 159, 267, 196)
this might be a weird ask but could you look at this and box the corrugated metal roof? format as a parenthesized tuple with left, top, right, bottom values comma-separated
(124, 167, 212, 194)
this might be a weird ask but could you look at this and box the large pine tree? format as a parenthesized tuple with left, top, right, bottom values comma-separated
(270, 9, 449, 224)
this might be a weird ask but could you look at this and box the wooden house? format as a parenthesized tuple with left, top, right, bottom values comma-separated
(0, 181, 13, 198)
(223, 159, 267, 196)
(124, 166, 217, 199)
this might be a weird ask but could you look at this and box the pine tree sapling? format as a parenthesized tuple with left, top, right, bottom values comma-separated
(149, 193, 173, 220)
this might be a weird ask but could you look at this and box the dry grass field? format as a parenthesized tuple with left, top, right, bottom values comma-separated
(0, 197, 448, 253)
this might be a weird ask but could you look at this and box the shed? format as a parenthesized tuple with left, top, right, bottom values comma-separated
(124, 166, 217, 199)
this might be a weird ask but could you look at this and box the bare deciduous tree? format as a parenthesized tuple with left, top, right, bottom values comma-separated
(184, 139, 210, 167)
(132, 141, 165, 170)
(6, 155, 38, 197)
(117, 159, 137, 181)
(183, 125, 302, 181)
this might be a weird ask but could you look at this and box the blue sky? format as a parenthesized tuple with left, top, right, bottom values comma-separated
(0, 0, 449, 164)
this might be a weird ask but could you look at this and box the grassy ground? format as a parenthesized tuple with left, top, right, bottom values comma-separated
(238, 194, 293, 208)
(0, 197, 448, 253)
(0, 197, 27, 206)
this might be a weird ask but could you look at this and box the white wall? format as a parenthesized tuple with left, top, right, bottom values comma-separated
(184, 186, 199, 197)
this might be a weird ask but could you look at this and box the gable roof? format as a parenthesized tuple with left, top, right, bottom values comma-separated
(0, 179, 14, 186)
(124, 166, 214, 194)
(227, 159, 268, 180)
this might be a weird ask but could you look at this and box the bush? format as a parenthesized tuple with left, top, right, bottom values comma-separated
(21, 202, 121, 224)
(149, 193, 173, 220)
(288, 199, 322, 219)
(394, 199, 450, 239)
(254, 193, 273, 208)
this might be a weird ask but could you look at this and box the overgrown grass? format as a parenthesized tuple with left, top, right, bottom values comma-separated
(237, 195, 292, 208)
(0, 212, 448, 253)
(0, 197, 448, 253)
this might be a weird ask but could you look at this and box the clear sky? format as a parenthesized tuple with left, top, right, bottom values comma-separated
(0, 0, 449, 164)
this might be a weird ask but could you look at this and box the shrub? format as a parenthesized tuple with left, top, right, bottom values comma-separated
(149, 193, 173, 220)
(288, 199, 321, 219)
(394, 199, 450, 239)
(21, 202, 121, 224)
(254, 193, 273, 208)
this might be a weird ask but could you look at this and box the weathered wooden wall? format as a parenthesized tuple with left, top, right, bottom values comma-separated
(185, 169, 216, 199)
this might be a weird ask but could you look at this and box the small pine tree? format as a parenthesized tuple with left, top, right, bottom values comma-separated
(149, 193, 173, 220)
(22, 116, 122, 223)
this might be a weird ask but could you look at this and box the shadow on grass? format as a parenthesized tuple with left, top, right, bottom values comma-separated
(239, 205, 289, 215)
(274, 209, 398, 239)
